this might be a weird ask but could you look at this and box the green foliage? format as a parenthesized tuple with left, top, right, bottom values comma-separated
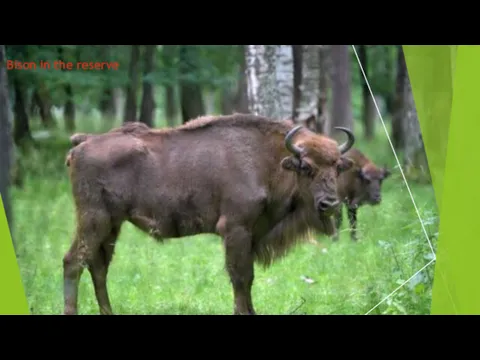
(12, 116, 437, 315)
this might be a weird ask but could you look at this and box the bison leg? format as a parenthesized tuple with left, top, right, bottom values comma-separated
(63, 209, 112, 315)
(223, 226, 256, 315)
(87, 225, 121, 315)
(347, 207, 358, 241)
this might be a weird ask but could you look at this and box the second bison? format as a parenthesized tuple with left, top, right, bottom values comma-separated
(333, 148, 391, 241)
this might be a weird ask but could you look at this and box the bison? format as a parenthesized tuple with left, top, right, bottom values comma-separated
(333, 148, 391, 241)
(62, 113, 355, 315)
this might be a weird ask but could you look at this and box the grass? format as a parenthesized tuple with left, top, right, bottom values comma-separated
(12, 113, 439, 315)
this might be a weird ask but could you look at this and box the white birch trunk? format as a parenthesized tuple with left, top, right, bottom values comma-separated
(275, 45, 294, 119)
(245, 45, 282, 119)
(318, 45, 331, 134)
(295, 45, 320, 122)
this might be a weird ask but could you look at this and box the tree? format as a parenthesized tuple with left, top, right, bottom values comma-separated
(358, 45, 376, 141)
(58, 46, 76, 132)
(124, 45, 141, 123)
(139, 45, 157, 127)
(178, 45, 205, 123)
(275, 45, 294, 120)
(392, 46, 407, 151)
(162, 45, 178, 126)
(232, 45, 249, 114)
(330, 45, 353, 134)
(317, 45, 331, 133)
(0, 45, 14, 249)
(245, 45, 282, 118)
(293, 45, 321, 127)
(98, 45, 117, 121)
(403, 69, 430, 182)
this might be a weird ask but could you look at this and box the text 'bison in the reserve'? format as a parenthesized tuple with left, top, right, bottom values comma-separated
(63, 113, 355, 315)
(333, 148, 391, 241)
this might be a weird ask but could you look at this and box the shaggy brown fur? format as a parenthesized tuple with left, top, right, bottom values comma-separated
(63, 113, 355, 315)
(333, 148, 391, 241)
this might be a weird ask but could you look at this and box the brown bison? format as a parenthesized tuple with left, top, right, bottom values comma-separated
(333, 148, 391, 241)
(62, 113, 355, 315)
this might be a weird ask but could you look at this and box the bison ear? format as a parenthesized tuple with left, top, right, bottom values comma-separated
(281, 156, 313, 176)
(338, 157, 354, 173)
(281, 156, 301, 172)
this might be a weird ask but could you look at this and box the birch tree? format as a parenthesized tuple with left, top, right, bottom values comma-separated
(245, 45, 282, 118)
(275, 45, 294, 119)
(317, 45, 331, 134)
(330, 45, 353, 134)
(294, 45, 321, 130)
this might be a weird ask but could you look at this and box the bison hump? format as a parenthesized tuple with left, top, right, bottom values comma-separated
(74, 134, 150, 170)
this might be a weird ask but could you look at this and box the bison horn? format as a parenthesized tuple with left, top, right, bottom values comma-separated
(334, 127, 355, 154)
(285, 125, 304, 157)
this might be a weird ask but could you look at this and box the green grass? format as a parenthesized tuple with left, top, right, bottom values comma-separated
(12, 115, 439, 315)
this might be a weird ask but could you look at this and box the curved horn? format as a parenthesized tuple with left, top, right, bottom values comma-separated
(285, 125, 304, 157)
(334, 126, 355, 154)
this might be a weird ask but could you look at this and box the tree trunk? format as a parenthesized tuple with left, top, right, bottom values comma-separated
(12, 75, 32, 145)
(294, 45, 321, 129)
(165, 86, 177, 126)
(99, 87, 116, 120)
(99, 45, 116, 121)
(33, 82, 55, 128)
(232, 46, 249, 113)
(358, 45, 375, 140)
(221, 46, 250, 115)
(392, 46, 407, 151)
(330, 45, 353, 133)
(403, 69, 430, 183)
(0, 44, 14, 249)
(275, 45, 294, 120)
(139, 45, 156, 127)
(245, 45, 282, 119)
(292, 45, 303, 121)
(179, 45, 205, 123)
(124, 45, 141, 123)
(162, 45, 178, 127)
(64, 83, 75, 132)
(57, 46, 75, 132)
(317, 45, 331, 134)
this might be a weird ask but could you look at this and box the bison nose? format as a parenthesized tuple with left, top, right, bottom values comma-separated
(317, 196, 340, 215)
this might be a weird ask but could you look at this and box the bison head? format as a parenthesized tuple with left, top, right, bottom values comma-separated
(355, 164, 391, 206)
(281, 125, 355, 217)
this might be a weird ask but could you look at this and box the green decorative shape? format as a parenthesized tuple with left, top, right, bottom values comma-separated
(427, 45, 480, 314)
(403, 45, 455, 213)
(0, 196, 30, 314)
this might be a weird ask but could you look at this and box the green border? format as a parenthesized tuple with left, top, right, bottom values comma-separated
(0, 196, 29, 314)
(405, 45, 480, 314)
(429, 45, 480, 314)
(403, 45, 454, 213)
